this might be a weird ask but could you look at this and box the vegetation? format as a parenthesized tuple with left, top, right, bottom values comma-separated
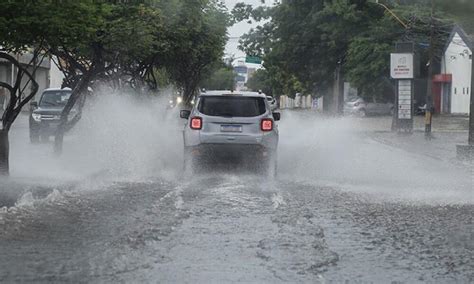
(236, 0, 471, 103)
(201, 65, 236, 91)
(0, 0, 230, 173)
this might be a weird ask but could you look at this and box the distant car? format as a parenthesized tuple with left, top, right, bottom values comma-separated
(29, 88, 73, 143)
(344, 96, 394, 117)
(266, 95, 277, 110)
(180, 90, 280, 176)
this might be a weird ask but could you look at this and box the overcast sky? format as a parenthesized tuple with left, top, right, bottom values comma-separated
(223, 0, 269, 58)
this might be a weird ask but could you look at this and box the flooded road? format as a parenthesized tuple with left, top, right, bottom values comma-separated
(1, 177, 472, 283)
(0, 98, 473, 282)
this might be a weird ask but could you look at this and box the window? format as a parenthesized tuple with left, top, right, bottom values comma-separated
(39, 90, 72, 107)
(454, 87, 457, 95)
(198, 96, 266, 117)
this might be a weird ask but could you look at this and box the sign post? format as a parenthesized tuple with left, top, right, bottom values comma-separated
(391, 52, 415, 132)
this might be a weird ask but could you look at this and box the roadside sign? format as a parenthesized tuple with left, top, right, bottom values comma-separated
(391, 53, 414, 79)
(398, 80, 412, 120)
(245, 56, 262, 64)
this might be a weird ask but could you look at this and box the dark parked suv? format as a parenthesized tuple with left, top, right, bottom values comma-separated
(29, 88, 72, 143)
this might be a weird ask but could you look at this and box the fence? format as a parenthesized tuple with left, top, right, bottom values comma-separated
(279, 95, 323, 111)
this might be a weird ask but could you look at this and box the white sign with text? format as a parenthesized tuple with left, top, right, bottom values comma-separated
(391, 53, 414, 79)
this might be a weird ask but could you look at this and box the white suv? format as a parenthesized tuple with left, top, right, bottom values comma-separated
(180, 90, 280, 176)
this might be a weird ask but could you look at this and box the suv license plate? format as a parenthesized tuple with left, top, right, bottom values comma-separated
(221, 125, 242, 133)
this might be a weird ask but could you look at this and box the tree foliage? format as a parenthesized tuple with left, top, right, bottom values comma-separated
(158, 0, 230, 105)
(201, 65, 236, 91)
(235, 0, 461, 100)
(0, 0, 230, 160)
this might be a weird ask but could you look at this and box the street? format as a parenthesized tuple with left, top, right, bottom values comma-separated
(0, 100, 472, 283)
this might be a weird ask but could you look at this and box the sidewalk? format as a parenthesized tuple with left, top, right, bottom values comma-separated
(349, 114, 469, 133)
(357, 115, 471, 164)
(370, 131, 470, 165)
(283, 110, 471, 164)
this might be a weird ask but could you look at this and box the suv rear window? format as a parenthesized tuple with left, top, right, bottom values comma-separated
(198, 96, 266, 117)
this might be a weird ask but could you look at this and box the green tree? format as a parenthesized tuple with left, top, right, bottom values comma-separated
(201, 66, 236, 91)
(159, 0, 230, 106)
(398, 0, 474, 32)
(236, 0, 457, 103)
(46, 2, 167, 154)
(1, 0, 231, 162)
(0, 1, 167, 163)
(246, 69, 272, 95)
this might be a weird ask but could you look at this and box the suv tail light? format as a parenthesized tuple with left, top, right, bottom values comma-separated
(190, 117, 202, 130)
(261, 119, 273, 131)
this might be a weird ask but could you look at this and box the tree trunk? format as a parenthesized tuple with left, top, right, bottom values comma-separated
(53, 71, 91, 155)
(0, 130, 9, 176)
(183, 83, 197, 109)
(333, 65, 344, 115)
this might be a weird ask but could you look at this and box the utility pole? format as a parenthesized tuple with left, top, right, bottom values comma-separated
(424, 0, 435, 139)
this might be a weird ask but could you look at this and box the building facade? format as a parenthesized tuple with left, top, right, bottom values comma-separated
(0, 53, 64, 115)
(438, 26, 472, 114)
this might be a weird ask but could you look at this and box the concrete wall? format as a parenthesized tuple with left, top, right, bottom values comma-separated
(279, 95, 321, 110)
(49, 57, 65, 89)
(0, 54, 52, 112)
(0, 63, 12, 114)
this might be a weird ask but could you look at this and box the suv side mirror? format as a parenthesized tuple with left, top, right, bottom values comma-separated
(272, 112, 281, 121)
(180, 110, 191, 119)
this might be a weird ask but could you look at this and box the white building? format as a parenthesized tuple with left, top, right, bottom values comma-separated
(0, 54, 65, 114)
(231, 58, 263, 91)
(49, 57, 65, 89)
(439, 26, 472, 114)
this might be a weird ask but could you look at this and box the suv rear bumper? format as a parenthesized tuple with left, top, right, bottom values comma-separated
(186, 144, 274, 162)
